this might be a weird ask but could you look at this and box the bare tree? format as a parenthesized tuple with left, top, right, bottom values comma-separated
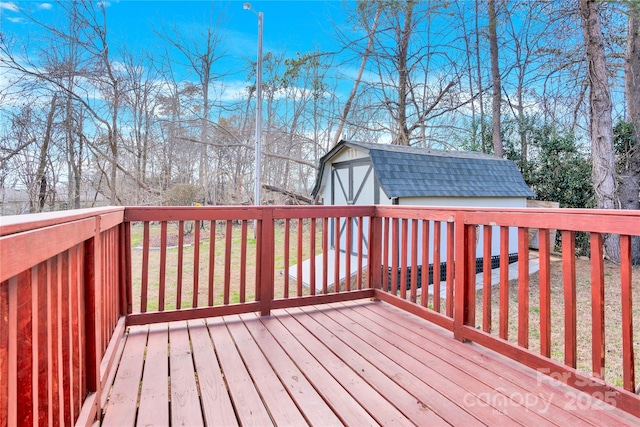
(156, 6, 225, 204)
(579, 0, 618, 260)
(488, 0, 503, 157)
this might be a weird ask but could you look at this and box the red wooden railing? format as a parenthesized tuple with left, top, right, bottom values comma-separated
(123, 206, 376, 326)
(1, 205, 638, 424)
(0, 207, 127, 426)
(373, 206, 640, 416)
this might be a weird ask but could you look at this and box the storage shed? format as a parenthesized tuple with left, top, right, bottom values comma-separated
(291, 140, 534, 291)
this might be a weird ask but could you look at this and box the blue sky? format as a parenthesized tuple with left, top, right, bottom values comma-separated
(1, 1, 355, 105)
(1, 1, 349, 69)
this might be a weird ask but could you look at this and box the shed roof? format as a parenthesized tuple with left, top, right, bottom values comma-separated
(312, 140, 535, 199)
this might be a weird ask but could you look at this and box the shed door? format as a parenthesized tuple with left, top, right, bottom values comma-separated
(330, 159, 378, 257)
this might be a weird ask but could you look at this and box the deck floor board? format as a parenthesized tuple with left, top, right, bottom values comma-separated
(102, 300, 640, 426)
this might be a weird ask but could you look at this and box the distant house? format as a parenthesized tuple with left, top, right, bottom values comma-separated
(306, 140, 535, 288)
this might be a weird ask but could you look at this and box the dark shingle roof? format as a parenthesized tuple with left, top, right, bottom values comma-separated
(312, 140, 534, 199)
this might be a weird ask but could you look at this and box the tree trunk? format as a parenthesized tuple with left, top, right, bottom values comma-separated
(393, 1, 414, 146)
(579, 0, 619, 260)
(475, 1, 487, 153)
(621, 7, 640, 263)
(488, 0, 503, 157)
(332, 4, 382, 147)
(34, 94, 58, 212)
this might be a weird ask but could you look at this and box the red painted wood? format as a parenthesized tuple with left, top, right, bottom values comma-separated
(208, 220, 217, 306)
(465, 225, 476, 326)
(225, 315, 308, 425)
(60, 252, 71, 425)
(538, 229, 551, 358)
(517, 227, 529, 348)
(357, 216, 363, 290)
(158, 221, 167, 311)
(382, 217, 390, 292)
(127, 303, 262, 326)
(291, 306, 447, 426)
(368, 215, 382, 290)
(0, 217, 95, 282)
(590, 233, 605, 378)
(125, 206, 264, 222)
(460, 209, 640, 235)
(0, 280, 9, 427)
(452, 219, 466, 342)
(257, 313, 378, 426)
(461, 325, 640, 418)
(297, 219, 304, 296)
(0, 207, 122, 237)
(177, 221, 184, 309)
(334, 217, 340, 292)
(433, 221, 441, 312)
(361, 301, 635, 426)
(240, 220, 248, 303)
(276, 310, 413, 425)
(26, 269, 39, 424)
(169, 321, 203, 426)
(189, 322, 237, 426)
(208, 317, 272, 425)
(499, 226, 510, 340)
(345, 217, 352, 292)
(620, 235, 635, 393)
(446, 221, 455, 317)
(255, 219, 263, 308)
(391, 218, 399, 295)
(274, 205, 375, 220)
(123, 222, 132, 315)
(50, 260, 61, 425)
(259, 210, 274, 316)
(374, 206, 456, 222)
(128, 327, 169, 426)
(223, 220, 232, 306)
(310, 218, 317, 295)
(399, 218, 408, 300)
(36, 263, 48, 425)
(482, 225, 492, 332)
(101, 326, 147, 426)
(322, 217, 329, 294)
(283, 218, 290, 299)
(140, 222, 149, 313)
(409, 219, 418, 303)
(562, 230, 577, 368)
(375, 290, 454, 332)
(70, 247, 81, 420)
(193, 220, 201, 308)
(271, 290, 375, 310)
(420, 219, 429, 308)
(239, 313, 343, 425)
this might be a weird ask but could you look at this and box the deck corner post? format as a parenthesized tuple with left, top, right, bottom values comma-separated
(368, 213, 383, 292)
(259, 208, 274, 316)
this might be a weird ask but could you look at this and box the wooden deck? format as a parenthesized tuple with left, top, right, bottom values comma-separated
(101, 300, 640, 426)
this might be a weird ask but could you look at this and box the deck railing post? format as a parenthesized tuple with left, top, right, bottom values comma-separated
(82, 215, 102, 421)
(259, 208, 274, 316)
(453, 213, 472, 342)
(368, 213, 383, 291)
